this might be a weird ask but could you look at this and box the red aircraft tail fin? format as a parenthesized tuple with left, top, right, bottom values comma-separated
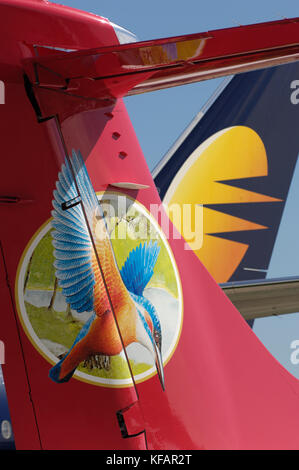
(2, 0, 299, 450)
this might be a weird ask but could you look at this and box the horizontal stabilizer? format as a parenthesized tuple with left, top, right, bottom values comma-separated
(24, 17, 299, 106)
(222, 277, 299, 320)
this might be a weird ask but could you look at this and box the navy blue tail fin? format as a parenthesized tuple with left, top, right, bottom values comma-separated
(154, 62, 299, 285)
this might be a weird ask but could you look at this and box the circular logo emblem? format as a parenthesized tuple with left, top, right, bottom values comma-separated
(16, 192, 183, 388)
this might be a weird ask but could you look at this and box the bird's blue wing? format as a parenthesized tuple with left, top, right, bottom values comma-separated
(51, 150, 102, 313)
(130, 292, 161, 336)
(120, 241, 160, 296)
(70, 149, 101, 223)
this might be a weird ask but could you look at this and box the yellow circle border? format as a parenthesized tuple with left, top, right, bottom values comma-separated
(15, 191, 184, 388)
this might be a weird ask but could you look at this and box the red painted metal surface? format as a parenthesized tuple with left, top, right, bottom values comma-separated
(1, 0, 299, 450)
(22, 17, 299, 106)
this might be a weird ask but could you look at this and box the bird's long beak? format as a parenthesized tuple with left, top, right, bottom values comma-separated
(154, 341, 165, 391)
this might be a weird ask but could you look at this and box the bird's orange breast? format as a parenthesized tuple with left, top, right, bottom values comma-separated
(91, 215, 136, 318)
(87, 303, 137, 356)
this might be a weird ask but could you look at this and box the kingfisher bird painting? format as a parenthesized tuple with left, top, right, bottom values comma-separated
(19, 150, 182, 390)
(48, 150, 165, 388)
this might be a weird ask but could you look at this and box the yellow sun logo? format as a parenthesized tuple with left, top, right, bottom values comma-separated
(163, 126, 281, 282)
